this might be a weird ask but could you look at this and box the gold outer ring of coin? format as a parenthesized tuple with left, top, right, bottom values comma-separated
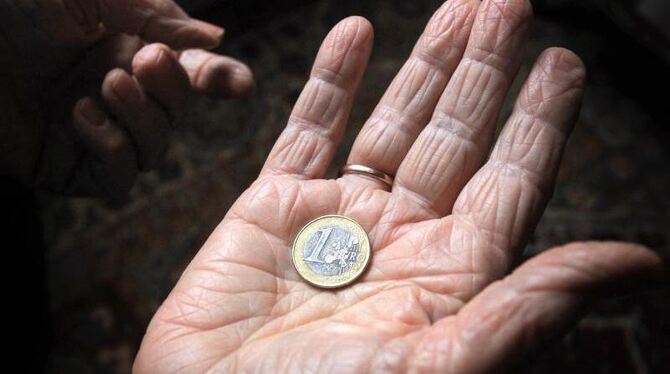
(340, 164, 394, 189)
(292, 215, 371, 289)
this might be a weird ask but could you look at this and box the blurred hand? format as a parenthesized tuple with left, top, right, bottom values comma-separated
(0, 0, 254, 199)
(134, 1, 662, 373)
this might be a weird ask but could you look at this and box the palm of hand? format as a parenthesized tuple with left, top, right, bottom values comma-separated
(155, 175, 499, 372)
(135, 1, 661, 373)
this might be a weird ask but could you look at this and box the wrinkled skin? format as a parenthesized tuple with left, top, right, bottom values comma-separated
(135, 1, 662, 373)
(0, 0, 253, 199)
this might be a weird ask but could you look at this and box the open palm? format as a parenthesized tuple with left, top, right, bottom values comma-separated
(135, 1, 661, 372)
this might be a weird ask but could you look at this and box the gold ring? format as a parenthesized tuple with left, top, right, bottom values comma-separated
(339, 164, 394, 188)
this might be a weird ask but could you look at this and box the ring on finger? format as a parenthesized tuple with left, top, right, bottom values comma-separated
(339, 164, 394, 189)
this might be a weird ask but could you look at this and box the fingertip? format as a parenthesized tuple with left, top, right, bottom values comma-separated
(537, 241, 665, 289)
(74, 97, 107, 128)
(594, 241, 664, 279)
(73, 97, 132, 155)
(481, 0, 533, 23)
(515, 47, 587, 130)
(338, 16, 375, 46)
(560, 241, 661, 266)
(212, 61, 255, 97)
(344, 15, 374, 33)
(189, 19, 225, 47)
(132, 43, 190, 114)
(540, 47, 585, 69)
(323, 16, 375, 53)
(132, 43, 175, 77)
(98, 67, 174, 172)
(312, 15, 375, 87)
(538, 47, 587, 86)
(102, 68, 142, 105)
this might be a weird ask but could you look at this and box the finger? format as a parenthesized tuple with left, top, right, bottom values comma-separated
(344, 0, 479, 188)
(179, 49, 255, 98)
(260, 16, 374, 179)
(411, 242, 663, 373)
(70, 97, 138, 200)
(394, 0, 533, 218)
(132, 43, 192, 122)
(102, 69, 171, 171)
(64, 0, 224, 49)
(453, 48, 586, 277)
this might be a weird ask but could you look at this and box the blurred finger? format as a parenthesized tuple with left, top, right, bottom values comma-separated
(415, 242, 662, 373)
(55, 34, 144, 109)
(260, 16, 374, 179)
(102, 68, 170, 171)
(179, 49, 255, 98)
(79, 34, 143, 77)
(132, 43, 192, 121)
(452, 48, 586, 276)
(70, 97, 138, 200)
(64, 0, 224, 49)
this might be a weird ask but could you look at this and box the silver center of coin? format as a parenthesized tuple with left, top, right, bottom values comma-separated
(302, 225, 360, 276)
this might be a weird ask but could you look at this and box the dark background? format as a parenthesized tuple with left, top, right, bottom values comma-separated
(5, 0, 669, 372)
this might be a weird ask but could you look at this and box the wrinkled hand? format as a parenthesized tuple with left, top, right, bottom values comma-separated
(0, 0, 253, 199)
(134, 1, 662, 373)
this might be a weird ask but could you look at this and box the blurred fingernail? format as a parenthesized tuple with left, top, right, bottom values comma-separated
(111, 72, 141, 103)
(134, 44, 169, 66)
(78, 99, 106, 126)
(190, 19, 225, 47)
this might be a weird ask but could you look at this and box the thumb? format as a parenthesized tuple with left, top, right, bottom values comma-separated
(437, 241, 663, 373)
(67, 0, 224, 49)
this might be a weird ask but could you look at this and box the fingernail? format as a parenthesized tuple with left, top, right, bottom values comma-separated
(78, 99, 106, 127)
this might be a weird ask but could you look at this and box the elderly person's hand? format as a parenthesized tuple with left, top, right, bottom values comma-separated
(134, 1, 662, 372)
(0, 0, 253, 199)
